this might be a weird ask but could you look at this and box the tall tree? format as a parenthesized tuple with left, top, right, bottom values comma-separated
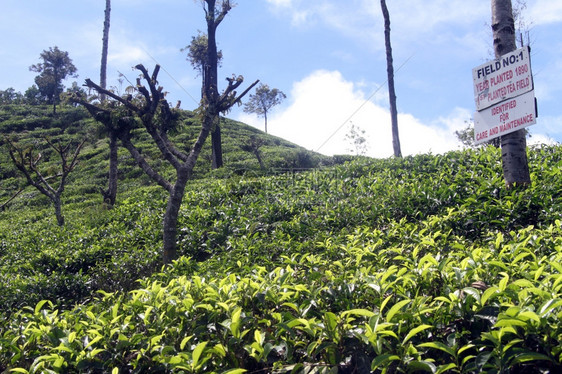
(491, 0, 531, 186)
(4, 136, 84, 226)
(73, 63, 256, 264)
(29, 46, 77, 114)
(182, 32, 223, 99)
(182, 31, 225, 168)
(97, 0, 119, 207)
(243, 83, 286, 134)
(100, 0, 111, 102)
(199, 0, 237, 169)
(380, 0, 402, 158)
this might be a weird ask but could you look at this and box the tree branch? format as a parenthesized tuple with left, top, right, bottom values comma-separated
(119, 134, 173, 192)
(218, 78, 259, 112)
(84, 79, 139, 113)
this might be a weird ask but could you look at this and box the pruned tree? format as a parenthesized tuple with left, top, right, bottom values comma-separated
(240, 135, 266, 169)
(197, 0, 259, 170)
(182, 31, 225, 169)
(29, 46, 78, 114)
(96, 0, 120, 207)
(182, 32, 223, 98)
(380, 0, 402, 157)
(243, 83, 286, 134)
(73, 63, 256, 264)
(3, 136, 85, 226)
(491, 0, 531, 187)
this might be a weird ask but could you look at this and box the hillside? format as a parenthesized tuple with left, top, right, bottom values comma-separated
(0, 104, 335, 211)
(1, 104, 562, 373)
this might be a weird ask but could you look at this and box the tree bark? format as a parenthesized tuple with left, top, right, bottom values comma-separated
(204, 0, 227, 169)
(211, 118, 223, 169)
(104, 131, 118, 206)
(5, 138, 83, 226)
(162, 166, 189, 264)
(100, 0, 111, 101)
(162, 109, 214, 263)
(100, 0, 119, 207)
(53, 194, 65, 226)
(380, 0, 402, 158)
(491, 0, 530, 187)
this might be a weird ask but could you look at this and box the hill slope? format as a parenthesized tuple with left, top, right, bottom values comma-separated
(1, 104, 562, 373)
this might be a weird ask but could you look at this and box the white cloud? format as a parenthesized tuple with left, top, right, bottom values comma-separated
(266, 0, 294, 8)
(237, 70, 468, 158)
(533, 114, 562, 137)
(529, 0, 562, 25)
(266, 0, 488, 41)
(528, 133, 559, 146)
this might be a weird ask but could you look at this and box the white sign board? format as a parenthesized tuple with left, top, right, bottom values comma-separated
(473, 46, 533, 111)
(473, 90, 536, 145)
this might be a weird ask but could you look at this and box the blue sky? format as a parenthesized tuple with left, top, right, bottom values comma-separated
(1, 0, 561, 157)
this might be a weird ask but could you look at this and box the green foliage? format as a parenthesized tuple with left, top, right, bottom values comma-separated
(243, 83, 286, 133)
(29, 46, 78, 111)
(1, 103, 562, 372)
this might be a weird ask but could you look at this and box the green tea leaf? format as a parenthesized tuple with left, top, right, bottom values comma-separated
(403, 324, 432, 344)
(341, 309, 375, 318)
(418, 341, 455, 357)
(221, 369, 247, 374)
(386, 299, 410, 322)
(371, 354, 400, 370)
(192, 341, 208, 370)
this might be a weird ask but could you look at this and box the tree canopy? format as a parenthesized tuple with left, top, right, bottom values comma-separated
(243, 83, 286, 133)
(29, 46, 77, 114)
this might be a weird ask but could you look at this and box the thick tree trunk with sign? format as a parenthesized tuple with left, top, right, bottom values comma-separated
(380, 0, 402, 158)
(491, 0, 530, 187)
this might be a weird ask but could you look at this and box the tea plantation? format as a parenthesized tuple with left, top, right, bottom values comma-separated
(1, 104, 561, 373)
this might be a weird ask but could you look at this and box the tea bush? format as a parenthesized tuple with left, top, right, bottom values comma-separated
(1, 144, 561, 373)
(1, 104, 561, 372)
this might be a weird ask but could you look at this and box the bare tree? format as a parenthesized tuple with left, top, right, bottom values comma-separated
(73, 63, 256, 263)
(3, 136, 84, 226)
(240, 135, 266, 169)
(491, 0, 530, 187)
(97, 0, 120, 207)
(345, 122, 369, 156)
(100, 0, 111, 101)
(380, 0, 402, 158)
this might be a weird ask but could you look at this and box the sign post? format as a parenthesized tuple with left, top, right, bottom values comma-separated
(472, 46, 537, 145)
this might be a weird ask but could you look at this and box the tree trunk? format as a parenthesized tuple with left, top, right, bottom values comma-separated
(162, 167, 191, 264)
(205, 0, 224, 169)
(100, 0, 111, 101)
(491, 0, 530, 187)
(101, 0, 118, 206)
(211, 119, 223, 169)
(104, 131, 118, 206)
(254, 148, 265, 169)
(380, 0, 402, 158)
(163, 109, 213, 264)
(264, 111, 268, 134)
(53, 194, 65, 226)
